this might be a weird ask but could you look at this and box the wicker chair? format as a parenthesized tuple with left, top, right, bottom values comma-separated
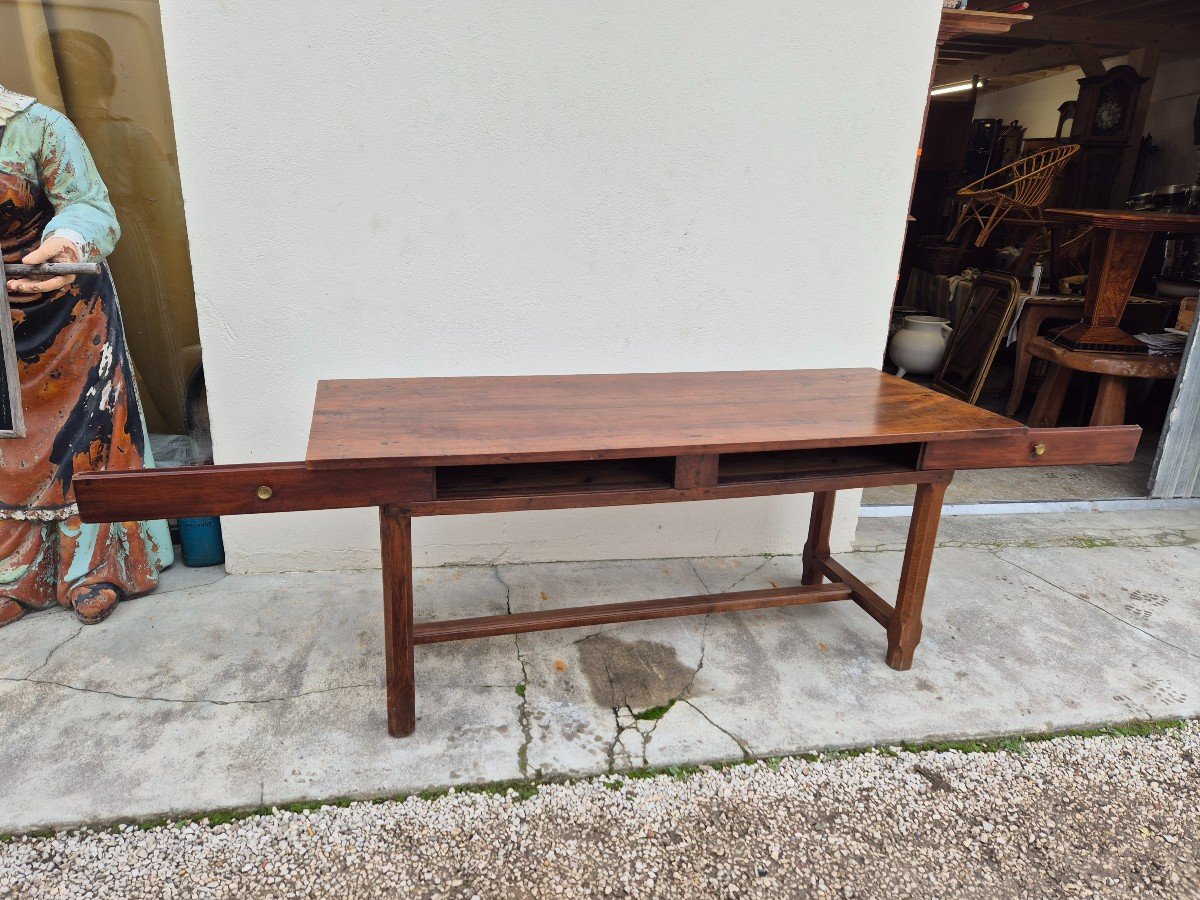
(1022, 220, 1094, 274)
(946, 144, 1080, 249)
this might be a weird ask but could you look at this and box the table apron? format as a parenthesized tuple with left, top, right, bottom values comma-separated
(74, 460, 951, 523)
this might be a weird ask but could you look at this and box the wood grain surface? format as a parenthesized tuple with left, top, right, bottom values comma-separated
(71, 450, 950, 523)
(306, 369, 1024, 469)
(813, 555, 894, 628)
(407, 466, 951, 517)
(1028, 337, 1180, 377)
(412, 583, 853, 645)
(380, 508, 416, 737)
(886, 479, 948, 671)
(919, 425, 1140, 470)
(1045, 208, 1200, 232)
(72, 461, 436, 523)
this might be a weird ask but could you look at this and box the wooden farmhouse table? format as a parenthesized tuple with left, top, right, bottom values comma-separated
(74, 369, 1138, 738)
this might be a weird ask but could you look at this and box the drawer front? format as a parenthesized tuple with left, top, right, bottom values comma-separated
(920, 425, 1141, 471)
(74, 462, 435, 523)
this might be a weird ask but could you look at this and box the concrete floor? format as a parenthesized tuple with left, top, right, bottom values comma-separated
(1, 508, 1198, 833)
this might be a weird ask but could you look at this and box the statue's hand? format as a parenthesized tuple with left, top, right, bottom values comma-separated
(6, 237, 82, 294)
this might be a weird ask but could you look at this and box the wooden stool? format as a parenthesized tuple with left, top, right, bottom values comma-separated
(1006, 295, 1174, 416)
(1026, 336, 1179, 427)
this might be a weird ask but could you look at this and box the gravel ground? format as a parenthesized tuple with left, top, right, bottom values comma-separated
(3, 724, 1198, 899)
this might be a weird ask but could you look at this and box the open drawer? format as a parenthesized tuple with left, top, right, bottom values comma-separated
(919, 425, 1141, 470)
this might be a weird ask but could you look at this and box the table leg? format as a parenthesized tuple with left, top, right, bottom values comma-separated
(1090, 374, 1128, 427)
(1028, 362, 1071, 427)
(801, 491, 836, 585)
(1048, 225, 1061, 284)
(886, 479, 948, 671)
(1005, 307, 1046, 417)
(379, 506, 416, 737)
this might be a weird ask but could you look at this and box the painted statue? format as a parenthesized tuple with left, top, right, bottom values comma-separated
(0, 85, 172, 627)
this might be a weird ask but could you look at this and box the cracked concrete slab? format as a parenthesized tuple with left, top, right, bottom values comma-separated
(684, 546, 1200, 757)
(500, 559, 712, 776)
(0, 617, 85, 681)
(856, 507, 1200, 552)
(0, 509, 1197, 833)
(0, 565, 522, 831)
(992, 544, 1200, 665)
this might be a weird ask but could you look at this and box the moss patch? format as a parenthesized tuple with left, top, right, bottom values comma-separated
(1074, 537, 1118, 549)
(4, 718, 1188, 840)
(632, 700, 676, 721)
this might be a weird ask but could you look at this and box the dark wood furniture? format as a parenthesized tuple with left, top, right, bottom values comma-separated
(1063, 66, 1151, 211)
(73, 369, 1138, 738)
(1044, 209, 1200, 353)
(1006, 294, 1174, 417)
(1027, 336, 1180, 428)
(932, 272, 1022, 405)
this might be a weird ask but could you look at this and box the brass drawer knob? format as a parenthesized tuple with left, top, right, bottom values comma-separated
(256, 485, 274, 501)
(1032, 443, 1047, 458)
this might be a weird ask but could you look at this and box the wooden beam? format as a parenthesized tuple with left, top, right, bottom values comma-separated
(1060, 0, 1185, 16)
(1138, 1, 1200, 24)
(938, 51, 994, 62)
(939, 9, 1031, 44)
(942, 38, 1038, 53)
(939, 10, 1200, 85)
(1071, 43, 1107, 77)
(985, 0, 1095, 12)
(1010, 13, 1200, 54)
(936, 44, 1104, 82)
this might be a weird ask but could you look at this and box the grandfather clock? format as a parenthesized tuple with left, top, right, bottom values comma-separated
(1064, 65, 1150, 209)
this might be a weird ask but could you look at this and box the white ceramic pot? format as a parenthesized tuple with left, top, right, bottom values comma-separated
(889, 315, 952, 378)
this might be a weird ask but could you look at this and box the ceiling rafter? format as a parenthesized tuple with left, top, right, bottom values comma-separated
(936, 43, 1121, 84)
(1009, 13, 1200, 53)
(1058, 0, 1184, 17)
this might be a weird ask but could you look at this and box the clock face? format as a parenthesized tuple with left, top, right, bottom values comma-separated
(1095, 99, 1122, 130)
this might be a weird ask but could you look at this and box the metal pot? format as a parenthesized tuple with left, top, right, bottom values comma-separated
(1152, 184, 1194, 209)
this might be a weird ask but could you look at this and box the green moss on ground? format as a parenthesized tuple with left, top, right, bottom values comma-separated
(632, 701, 675, 721)
(3, 718, 1187, 841)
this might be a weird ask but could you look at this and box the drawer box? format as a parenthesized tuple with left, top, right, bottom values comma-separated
(919, 426, 1140, 470)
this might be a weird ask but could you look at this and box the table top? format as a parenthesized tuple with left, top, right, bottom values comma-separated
(306, 369, 1025, 469)
(1045, 208, 1200, 232)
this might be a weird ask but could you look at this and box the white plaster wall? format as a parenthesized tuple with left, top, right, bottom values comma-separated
(973, 65, 1102, 138)
(157, 0, 941, 572)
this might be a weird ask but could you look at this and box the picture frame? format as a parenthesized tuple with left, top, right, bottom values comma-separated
(0, 259, 25, 438)
(932, 271, 1023, 406)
